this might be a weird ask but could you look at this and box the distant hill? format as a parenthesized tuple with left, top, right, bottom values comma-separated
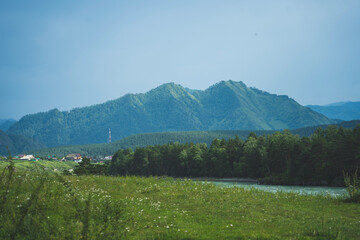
(0, 130, 46, 156)
(0, 119, 12, 125)
(0, 119, 16, 131)
(8, 80, 334, 147)
(307, 101, 360, 121)
(32, 120, 360, 157)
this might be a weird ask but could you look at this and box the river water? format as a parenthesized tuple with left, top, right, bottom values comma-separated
(209, 181, 347, 197)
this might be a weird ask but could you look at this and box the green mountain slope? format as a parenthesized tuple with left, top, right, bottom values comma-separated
(32, 120, 359, 158)
(307, 101, 360, 121)
(201, 81, 332, 130)
(8, 80, 334, 147)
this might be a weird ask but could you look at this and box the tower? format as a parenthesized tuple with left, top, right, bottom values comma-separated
(109, 128, 111, 143)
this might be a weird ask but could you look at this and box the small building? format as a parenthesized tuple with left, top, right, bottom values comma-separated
(20, 155, 35, 160)
(66, 153, 82, 161)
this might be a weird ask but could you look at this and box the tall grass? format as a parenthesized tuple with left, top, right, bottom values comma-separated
(0, 163, 128, 239)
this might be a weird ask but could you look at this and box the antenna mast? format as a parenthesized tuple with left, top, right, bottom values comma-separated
(109, 128, 111, 143)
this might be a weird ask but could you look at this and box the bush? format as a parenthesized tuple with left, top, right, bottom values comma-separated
(343, 168, 360, 202)
(73, 157, 108, 175)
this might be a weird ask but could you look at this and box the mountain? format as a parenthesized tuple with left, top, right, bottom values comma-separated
(0, 130, 46, 156)
(32, 120, 360, 157)
(8, 80, 334, 147)
(0, 119, 16, 131)
(307, 101, 360, 121)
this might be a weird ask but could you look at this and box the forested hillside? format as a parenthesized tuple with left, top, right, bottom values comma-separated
(8, 80, 334, 147)
(32, 130, 274, 157)
(32, 120, 360, 157)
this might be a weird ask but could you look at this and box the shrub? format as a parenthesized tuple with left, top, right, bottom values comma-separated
(343, 168, 360, 202)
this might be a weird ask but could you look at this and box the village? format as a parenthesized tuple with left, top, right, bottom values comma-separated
(0, 153, 113, 163)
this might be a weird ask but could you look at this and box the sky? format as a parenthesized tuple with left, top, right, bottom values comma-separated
(1, 0, 360, 120)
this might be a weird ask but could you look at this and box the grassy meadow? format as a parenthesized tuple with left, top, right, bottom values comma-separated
(0, 161, 359, 239)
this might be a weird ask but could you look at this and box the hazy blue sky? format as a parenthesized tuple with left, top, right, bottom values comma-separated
(1, 0, 360, 119)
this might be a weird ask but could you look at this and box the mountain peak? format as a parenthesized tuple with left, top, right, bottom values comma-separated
(149, 82, 184, 92)
(207, 80, 248, 91)
(204, 80, 250, 98)
(146, 82, 197, 101)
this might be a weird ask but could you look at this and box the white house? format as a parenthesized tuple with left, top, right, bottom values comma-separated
(20, 155, 35, 160)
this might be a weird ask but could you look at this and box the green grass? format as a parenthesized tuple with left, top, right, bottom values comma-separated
(1, 163, 359, 239)
(73, 176, 360, 240)
(0, 159, 77, 171)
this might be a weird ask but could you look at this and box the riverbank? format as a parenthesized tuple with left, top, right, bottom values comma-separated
(182, 176, 347, 188)
(182, 177, 258, 183)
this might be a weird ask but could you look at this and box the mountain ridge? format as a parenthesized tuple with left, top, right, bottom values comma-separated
(8, 80, 334, 147)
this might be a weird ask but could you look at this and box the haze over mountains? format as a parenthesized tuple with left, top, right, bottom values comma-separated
(307, 101, 360, 121)
(0, 130, 45, 155)
(0, 119, 16, 131)
(6, 80, 334, 148)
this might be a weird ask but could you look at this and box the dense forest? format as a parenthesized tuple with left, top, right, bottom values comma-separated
(109, 125, 360, 186)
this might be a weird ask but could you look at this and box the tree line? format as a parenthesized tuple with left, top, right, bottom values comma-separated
(109, 125, 360, 186)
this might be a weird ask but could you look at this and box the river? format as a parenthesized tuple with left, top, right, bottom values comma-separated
(208, 181, 347, 197)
